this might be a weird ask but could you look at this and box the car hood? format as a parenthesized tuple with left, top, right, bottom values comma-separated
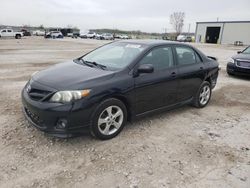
(32, 61, 115, 90)
(232, 54, 250, 60)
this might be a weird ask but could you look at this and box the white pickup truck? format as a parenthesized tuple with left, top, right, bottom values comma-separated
(0, 29, 23, 39)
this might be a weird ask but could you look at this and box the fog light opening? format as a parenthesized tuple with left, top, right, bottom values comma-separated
(56, 119, 68, 129)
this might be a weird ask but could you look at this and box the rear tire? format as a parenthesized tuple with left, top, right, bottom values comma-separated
(91, 98, 127, 140)
(15, 34, 21, 39)
(192, 81, 211, 108)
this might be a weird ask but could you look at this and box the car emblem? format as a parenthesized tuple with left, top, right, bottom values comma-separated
(26, 84, 31, 93)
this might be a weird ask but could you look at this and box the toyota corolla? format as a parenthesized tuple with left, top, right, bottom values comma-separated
(22, 40, 219, 140)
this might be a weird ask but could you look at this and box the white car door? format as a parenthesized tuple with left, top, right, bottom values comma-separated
(7, 30, 13, 37)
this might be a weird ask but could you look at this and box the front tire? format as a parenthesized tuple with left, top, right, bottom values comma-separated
(192, 81, 211, 108)
(227, 68, 234, 76)
(91, 98, 127, 140)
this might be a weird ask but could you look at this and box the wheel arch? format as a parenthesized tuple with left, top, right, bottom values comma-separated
(97, 94, 132, 121)
(204, 76, 212, 85)
(112, 95, 131, 120)
(204, 69, 219, 89)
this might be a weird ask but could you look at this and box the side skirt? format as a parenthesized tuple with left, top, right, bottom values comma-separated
(132, 98, 193, 120)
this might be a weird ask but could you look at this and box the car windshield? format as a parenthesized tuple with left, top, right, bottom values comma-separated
(242, 46, 250, 54)
(80, 43, 146, 70)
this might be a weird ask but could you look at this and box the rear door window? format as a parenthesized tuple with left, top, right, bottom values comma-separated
(175, 46, 200, 65)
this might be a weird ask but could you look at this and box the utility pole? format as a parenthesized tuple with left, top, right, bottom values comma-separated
(162, 28, 167, 35)
(162, 28, 168, 40)
(188, 24, 191, 34)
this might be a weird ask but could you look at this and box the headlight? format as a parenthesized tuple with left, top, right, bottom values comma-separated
(50, 90, 91, 103)
(228, 58, 235, 64)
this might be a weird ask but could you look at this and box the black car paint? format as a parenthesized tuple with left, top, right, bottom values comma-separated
(22, 40, 219, 137)
(32, 61, 116, 90)
(227, 46, 250, 76)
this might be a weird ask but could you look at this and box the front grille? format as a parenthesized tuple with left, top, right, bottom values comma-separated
(28, 88, 52, 101)
(25, 107, 45, 128)
(236, 59, 250, 69)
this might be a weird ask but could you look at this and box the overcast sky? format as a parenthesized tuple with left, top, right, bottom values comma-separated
(0, 0, 250, 33)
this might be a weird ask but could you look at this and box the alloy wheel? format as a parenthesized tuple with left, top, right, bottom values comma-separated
(98, 105, 124, 136)
(199, 85, 211, 105)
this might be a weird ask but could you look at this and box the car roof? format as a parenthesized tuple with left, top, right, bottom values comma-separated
(114, 39, 209, 61)
(115, 39, 189, 47)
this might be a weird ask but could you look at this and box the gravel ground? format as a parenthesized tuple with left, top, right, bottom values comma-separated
(0, 37, 249, 188)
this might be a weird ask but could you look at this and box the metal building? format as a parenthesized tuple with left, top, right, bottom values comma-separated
(195, 21, 250, 45)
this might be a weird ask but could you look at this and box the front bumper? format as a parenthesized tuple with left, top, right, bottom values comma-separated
(22, 88, 94, 138)
(227, 62, 250, 76)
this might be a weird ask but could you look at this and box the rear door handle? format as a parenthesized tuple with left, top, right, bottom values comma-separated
(171, 72, 177, 78)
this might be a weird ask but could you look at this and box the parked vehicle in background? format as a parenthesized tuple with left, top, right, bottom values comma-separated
(115, 34, 130, 39)
(80, 32, 87, 38)
(114, 34, 120, 39)
(0, 29, 23, 39)
(67, 33, 74, 37)
(95, 33, 102, 40)
(45, 31, 64, 39)
(21, 29, 31, 36)
(227, 46, 250, 76)
(86, 31, 96, 39)
(72, 33, 79, 38)
(22, 40, 219, 140)
(177, 35, 192, 42)
(33, 30, 45, 36)
(100, 33, 114, 40)
(67, 33, 78, 38)
(162, 35, 171, 40)
(119, 35, 129, 39)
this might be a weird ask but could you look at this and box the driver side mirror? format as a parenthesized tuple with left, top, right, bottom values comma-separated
(237, 51, 242, 54)
(138, 64, 154, 74)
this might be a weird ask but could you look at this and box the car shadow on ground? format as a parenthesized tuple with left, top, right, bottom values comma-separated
(228, 74, 250, 81)
(45, 104, 193, 145)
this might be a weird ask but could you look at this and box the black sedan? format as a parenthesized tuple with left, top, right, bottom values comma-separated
(227, 46, 250, 76)
(22, 40, 219, 140)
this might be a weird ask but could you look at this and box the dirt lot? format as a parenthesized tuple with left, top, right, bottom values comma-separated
(0, 37, 249, 188)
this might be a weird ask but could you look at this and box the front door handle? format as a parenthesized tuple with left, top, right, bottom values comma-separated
(200, 66, 204, 70)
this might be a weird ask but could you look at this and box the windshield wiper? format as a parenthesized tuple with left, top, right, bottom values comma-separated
(79, 59, 107, 70)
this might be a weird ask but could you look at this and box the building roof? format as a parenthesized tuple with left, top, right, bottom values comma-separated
(196, 21, 250, 24)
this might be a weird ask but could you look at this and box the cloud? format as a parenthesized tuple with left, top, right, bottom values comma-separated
(0, 0, 249, 32)
(39, 0, 107, 15)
